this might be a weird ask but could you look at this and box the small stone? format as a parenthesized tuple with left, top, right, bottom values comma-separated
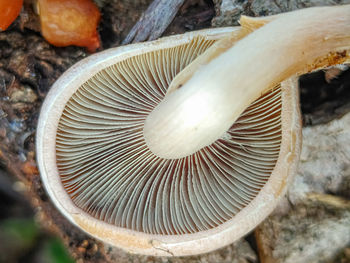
(80, 239, 89, 248)
(12, 181, 26, 192)
(10, 85, 38, 103)
(8, 51, 36, 83)
(77, 246, 86, 254)
(91, 243, 99, 254)
(34, 209, 45, 224)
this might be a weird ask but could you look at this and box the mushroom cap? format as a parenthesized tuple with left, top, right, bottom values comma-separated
(36, 27, 301, 256)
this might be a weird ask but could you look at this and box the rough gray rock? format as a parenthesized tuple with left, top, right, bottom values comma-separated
(257, 193, 350, 263)
(289, 112, 350, 203)
(212, 0, 350, 27)
(256, 112, 350, 263)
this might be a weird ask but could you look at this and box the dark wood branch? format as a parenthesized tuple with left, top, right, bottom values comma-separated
(122, 0, 185, 44)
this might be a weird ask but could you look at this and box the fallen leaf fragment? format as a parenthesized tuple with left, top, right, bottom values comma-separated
(21, 160, 39, 176)
(0, 0, 23, 31)
(36, 0, 101, 52)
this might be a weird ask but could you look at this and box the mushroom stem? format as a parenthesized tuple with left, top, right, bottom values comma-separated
(143, 4, 350, 159)
(165, 16, 270, 95)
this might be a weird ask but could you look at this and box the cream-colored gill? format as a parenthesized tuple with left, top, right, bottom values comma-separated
(143, 5, 350, 159)
(55, 36, 284, 235)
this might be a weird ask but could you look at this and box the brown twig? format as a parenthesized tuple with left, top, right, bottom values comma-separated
(122, 0, 185, 44)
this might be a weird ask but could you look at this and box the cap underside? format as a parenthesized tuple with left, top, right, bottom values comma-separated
(55, 37, 283, 235)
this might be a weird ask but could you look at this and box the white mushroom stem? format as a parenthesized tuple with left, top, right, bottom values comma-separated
(165, 16, 270, 95)
(143, 5, 350, 159)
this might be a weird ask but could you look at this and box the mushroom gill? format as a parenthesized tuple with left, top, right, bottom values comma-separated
(55, 36, 283, 235)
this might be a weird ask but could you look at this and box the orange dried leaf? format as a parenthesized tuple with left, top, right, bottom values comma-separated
(37, 0, 101, 52)
(0, 0, 23, 31)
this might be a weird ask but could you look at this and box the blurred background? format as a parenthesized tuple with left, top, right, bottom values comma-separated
(0, 167, 74, 263)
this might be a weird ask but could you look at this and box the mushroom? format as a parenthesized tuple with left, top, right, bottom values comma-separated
(36, 5, 350, 256)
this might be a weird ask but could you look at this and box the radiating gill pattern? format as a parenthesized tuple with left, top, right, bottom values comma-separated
(56, 37, 282, 235)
